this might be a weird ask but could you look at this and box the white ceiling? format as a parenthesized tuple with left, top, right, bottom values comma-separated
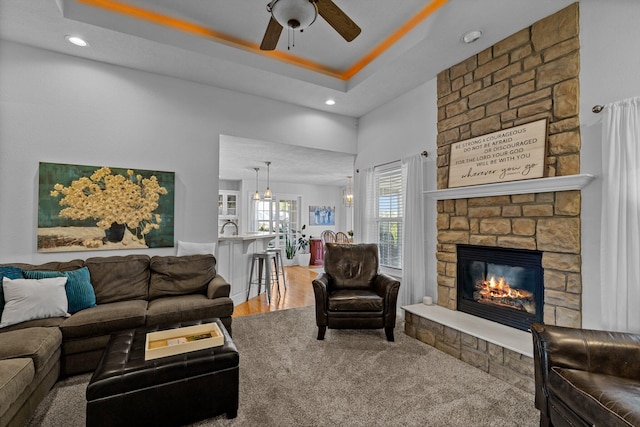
(0, 0, 575, 185)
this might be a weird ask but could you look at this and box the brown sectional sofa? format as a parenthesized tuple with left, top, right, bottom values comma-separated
(0, 253, 234, 427)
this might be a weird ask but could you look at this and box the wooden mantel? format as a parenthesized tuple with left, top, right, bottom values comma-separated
(424, 174, 595, 200)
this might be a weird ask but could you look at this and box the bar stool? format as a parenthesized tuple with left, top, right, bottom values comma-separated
(266, 247, 287, 291)
(247, 251, 278, 304)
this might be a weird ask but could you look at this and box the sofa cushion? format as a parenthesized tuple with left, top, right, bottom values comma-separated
(14, 259, 85, 273)
(148, 255, 216, 300)
(0, 277, 69, 328)
(0, 327, 62, 372)
(0, 266, 23, 316)
(0, 317, 64, 333)
(84, 255, 150, 304)
(146, 294, 233, 326)
(23, 267, 96, 314)
(60, 300, 147, 339)
(549, 367, 640, 427)
(0, 358, 34, 420)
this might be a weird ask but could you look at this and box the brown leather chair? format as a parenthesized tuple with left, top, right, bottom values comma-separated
(531, 323, 640, 427)
(312, 243, 400, 341)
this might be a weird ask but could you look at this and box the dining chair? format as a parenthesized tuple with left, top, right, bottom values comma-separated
(335, 232, 350, 243)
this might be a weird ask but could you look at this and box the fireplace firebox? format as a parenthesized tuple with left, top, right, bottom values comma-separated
(456, 245, 543, 331)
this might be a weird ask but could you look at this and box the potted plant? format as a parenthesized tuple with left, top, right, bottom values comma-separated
(295, 225, 311, 267)
(284, 234, 296, 266)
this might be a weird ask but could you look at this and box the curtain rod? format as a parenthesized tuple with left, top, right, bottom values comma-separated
(592, 105, 604, 113)
(360, 151, 429, 172)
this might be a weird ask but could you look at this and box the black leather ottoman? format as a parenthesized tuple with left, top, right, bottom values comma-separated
(86, 318, 239, 427)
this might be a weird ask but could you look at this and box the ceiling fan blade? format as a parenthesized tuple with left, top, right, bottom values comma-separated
(316, 0, 361, 42)
(260, 17, 283, 50)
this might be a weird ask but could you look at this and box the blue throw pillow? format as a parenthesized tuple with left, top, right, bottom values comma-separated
(23, 267, 96, 314)
(0, 266, 24, 314)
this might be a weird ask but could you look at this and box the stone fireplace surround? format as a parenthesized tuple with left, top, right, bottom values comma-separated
(404, 4, 587, 394)
(404, 173, 592, 394)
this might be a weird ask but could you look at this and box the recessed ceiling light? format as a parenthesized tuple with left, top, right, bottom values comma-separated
(325, 99, 336, 106)
(65, 35, 89, 47)
(461, 30, 482, 44)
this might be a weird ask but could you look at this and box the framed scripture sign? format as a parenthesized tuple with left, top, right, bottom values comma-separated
(448, 119, 548, 188)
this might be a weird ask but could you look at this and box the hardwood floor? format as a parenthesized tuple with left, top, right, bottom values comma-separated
(232, 265, 319, 317)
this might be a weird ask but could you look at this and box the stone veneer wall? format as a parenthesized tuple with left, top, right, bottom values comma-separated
(404, 312, 536, 393)
(435, 3, 582, 329)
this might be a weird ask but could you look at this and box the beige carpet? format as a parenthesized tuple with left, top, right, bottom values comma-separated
(28, 306, 540, 426)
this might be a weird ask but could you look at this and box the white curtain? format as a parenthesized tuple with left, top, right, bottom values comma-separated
(354, 167, 376, 243)
(400, 154, 426, 307)
(601, 97, 640, 333)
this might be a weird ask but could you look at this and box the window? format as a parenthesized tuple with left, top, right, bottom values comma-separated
(376, 166, 403, 269)
(277, 197, 298, 246)
(253, 199, 275, 232)
(250, 195, 300, 247)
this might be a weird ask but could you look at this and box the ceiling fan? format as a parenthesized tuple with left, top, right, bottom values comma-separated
(260, 0, 361, 50)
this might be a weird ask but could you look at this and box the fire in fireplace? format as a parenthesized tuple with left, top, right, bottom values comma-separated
(456, 245, 543, 331)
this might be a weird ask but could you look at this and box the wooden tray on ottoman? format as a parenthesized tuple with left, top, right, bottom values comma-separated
(145, 322, 224, 360)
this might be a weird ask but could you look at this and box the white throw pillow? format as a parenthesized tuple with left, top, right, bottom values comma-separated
(177, 240, 216, 256)
(0, 277, 70, 328)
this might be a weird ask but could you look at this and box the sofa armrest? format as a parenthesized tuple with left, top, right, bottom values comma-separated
(531, 323, 640, 416)
(374, 274, 400, 326)
(206, 274, 231, 299)
(311, 273, 330, 327)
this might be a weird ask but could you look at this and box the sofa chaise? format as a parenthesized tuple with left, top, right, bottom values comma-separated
(0, 253, 234, 427)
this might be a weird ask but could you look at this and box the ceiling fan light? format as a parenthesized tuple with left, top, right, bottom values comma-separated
(271, 0, 317, 30)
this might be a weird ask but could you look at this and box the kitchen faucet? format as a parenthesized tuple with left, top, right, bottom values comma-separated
(220, 220, 238, 236)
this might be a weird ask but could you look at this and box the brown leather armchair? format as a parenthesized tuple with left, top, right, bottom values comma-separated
(531, 323, 640, 427)
(312, 243, 400, 341)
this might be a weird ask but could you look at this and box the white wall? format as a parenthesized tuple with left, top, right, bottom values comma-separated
(356, 79, 439, 301)
(0, 41, 357, 263)
(578, 1, 640, 329)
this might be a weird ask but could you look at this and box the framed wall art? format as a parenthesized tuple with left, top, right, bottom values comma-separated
(38, 162, 175, 252)
(448, 118, 548, 188)
(309, 205, 335, 226)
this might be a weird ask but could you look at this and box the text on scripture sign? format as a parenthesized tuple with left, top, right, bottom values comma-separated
(448, 119, 547, 188)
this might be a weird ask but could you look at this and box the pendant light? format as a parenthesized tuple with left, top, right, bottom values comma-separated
(264, 161, 272, 200)
(343, 176, 353, 207)
(253, 167, 261, 201)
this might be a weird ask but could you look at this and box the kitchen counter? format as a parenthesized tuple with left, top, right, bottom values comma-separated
(218, 233, 276, 241)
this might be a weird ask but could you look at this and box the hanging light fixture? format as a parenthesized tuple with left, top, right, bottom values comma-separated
(264, 161, 272, 200)
(269, 0, 318, 31)
(343, 176, 353, 207)
(253, 167, 261, 201)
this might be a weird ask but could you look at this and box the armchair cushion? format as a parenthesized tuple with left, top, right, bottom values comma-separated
(323, 243, 378, 290)
(328, 290, 383, 312)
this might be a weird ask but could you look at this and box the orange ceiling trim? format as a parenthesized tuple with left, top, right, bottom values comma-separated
(341, 0, 449, 80)
(76, 0, 447, 81)
(76, 0, 345, 78)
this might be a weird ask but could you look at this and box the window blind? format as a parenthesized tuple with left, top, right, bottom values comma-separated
(376, 166, 403, 269)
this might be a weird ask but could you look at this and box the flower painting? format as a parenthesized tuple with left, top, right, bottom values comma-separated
(38, 162, 175, 252)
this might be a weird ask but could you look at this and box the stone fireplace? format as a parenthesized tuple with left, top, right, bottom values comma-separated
(404, 4, 585, 393)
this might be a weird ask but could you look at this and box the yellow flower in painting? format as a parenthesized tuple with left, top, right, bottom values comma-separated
(51, 167, 169, 241)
